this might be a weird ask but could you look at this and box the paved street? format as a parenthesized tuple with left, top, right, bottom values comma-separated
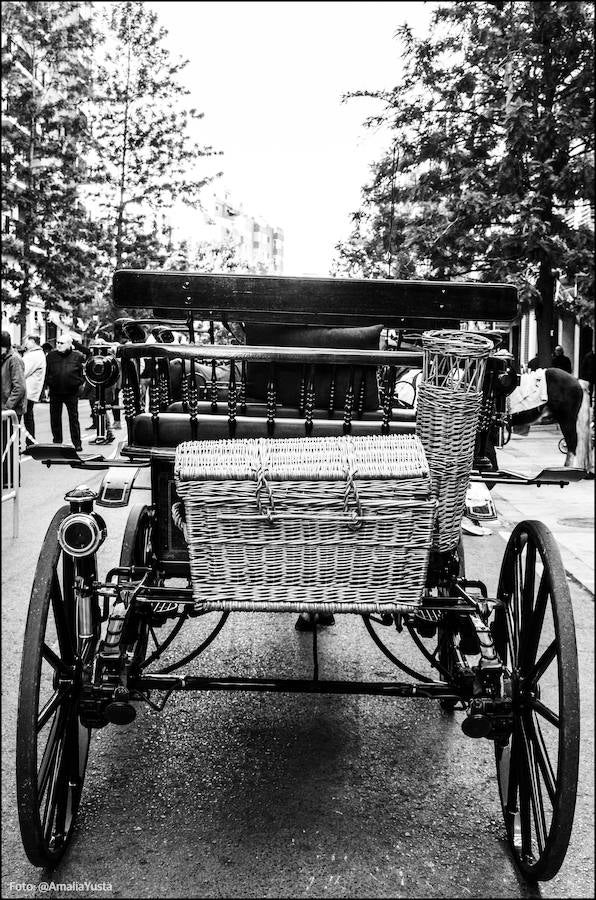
(2, 407, 594, 898)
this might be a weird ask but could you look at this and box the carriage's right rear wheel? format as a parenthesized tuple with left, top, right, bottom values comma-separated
(492, 520, 579, 881)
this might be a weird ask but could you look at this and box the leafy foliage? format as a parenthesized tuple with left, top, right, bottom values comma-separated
(1, 1, 101, 338)
(334, 1, 594, 361)
(87, 1, 223, 281)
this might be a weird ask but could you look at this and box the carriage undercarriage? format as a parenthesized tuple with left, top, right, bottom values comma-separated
(16, 272, 580, 884)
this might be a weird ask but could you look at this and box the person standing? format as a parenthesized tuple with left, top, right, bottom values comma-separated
(551, 345, 572, 373)
(1, 331, 27, 417)
(22, 335, 47, 446)
(1, 331, 26, 487)
(45, 333, 85, 450)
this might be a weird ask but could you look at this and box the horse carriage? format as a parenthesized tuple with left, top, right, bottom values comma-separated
(18, 272, 580, 882)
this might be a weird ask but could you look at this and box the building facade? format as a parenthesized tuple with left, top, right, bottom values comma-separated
(163, 190, 285, 275)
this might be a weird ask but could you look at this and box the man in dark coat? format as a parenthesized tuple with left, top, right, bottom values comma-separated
(551, 345, 572, 373)
(45, 333, 85, 450)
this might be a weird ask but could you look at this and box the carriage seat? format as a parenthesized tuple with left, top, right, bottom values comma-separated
(130, 410, 415, 447)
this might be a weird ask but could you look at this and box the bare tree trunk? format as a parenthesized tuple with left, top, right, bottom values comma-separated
(535, 252, 555, 367)
(19, 102, 36, 344)
(533, 0, 557, 366)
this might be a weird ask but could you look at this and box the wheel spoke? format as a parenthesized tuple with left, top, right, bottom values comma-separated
(529, 640, 557, 685)
(520, 716, 548, 856)
(41, 708, 69, 841)
(38, 707, 68, 799)
(518, 543, 537, 667)
(54, 711, 80, 839)
(524, 712, 556, 804)
(522, 574, 549, 673)
(504, 604, 518, 665)
(37, 686, 72, 733)
(531, 698, 560, 729)
(51, 574, 75, 664)
(518, 733, 534, 859)
(42, 643, 71, 676)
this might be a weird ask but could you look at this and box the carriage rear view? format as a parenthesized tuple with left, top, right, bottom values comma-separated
(17, 272, 580, 883)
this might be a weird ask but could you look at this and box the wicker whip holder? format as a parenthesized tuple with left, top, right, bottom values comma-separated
(416, 331, 493, 552)
(174, 435, 436, 614)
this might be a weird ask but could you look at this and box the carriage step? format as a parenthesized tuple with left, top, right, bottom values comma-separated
(413, 608, 443, 623)
(151, 601, 180, 615)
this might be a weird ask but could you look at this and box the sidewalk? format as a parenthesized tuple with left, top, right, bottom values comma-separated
(492, 425, 594, 594)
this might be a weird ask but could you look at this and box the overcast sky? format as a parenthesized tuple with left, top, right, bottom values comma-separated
(148, 1, 435, 275)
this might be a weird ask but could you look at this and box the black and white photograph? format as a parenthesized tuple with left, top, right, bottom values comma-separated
(1, 1, 594, 897)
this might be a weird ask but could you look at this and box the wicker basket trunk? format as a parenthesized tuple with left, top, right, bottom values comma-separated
(416, 331, 493, 552)
(174, 435, 436, 613)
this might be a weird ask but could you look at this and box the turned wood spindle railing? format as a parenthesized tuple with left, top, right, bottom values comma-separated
(239, 361, 247, 416)
(227, 363, 237, 436)
(304, 365, 316, 434)
(266, 362, 277, 436)
(381, 366, 397, 433)
(342, 367, 355, 434)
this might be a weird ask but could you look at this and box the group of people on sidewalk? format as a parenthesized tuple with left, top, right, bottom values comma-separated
(1, 332, 48, 444)
(1, 331, 120, 453)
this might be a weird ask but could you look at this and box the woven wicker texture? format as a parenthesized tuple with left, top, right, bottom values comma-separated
(422, 330, 492, 394)
(417, 331, 493, 551)
(174, 434, 436, 611)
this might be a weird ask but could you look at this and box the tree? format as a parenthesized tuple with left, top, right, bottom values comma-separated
(88, 0, 222, 304)
(335, 1, 594, 364)
(1, 1, 102, 341)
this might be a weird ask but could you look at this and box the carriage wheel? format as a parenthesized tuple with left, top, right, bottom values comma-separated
(17, 506, 98, 867)
(493, 521, 579, 881)
(438, 537, 465, 710)
(119, 504, 155, 664)
(120, 503, 154, 572)
(119, 504, 187, 669)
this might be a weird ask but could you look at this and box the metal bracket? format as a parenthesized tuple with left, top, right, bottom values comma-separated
(96, 465, 143, 508)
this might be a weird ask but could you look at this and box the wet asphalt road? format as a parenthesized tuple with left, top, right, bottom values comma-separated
(1, 428, 594, 898)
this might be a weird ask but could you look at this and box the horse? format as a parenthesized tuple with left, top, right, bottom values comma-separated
(386, 364, 592, 475)
(508, 367, 592, 472)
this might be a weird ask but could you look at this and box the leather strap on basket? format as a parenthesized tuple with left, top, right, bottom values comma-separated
(254, 464, 276, 523)
(343, 438, 363, 531)
(171, 501, 188, 541)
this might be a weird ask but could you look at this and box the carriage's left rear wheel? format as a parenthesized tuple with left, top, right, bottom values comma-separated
(17, 506, 99, 867)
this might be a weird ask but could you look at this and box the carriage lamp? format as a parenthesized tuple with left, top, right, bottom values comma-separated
(57, 512, 107, 558)
(84, 351, 119, 387)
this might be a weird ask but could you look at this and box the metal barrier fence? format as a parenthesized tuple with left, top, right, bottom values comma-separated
(1, 410, 20, 538)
